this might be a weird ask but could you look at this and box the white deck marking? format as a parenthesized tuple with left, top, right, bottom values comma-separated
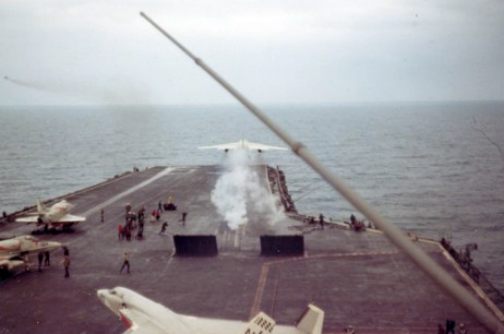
(81, 167, 175, 217)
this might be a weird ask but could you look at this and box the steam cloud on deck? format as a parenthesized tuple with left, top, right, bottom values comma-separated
(211, 150, 285, 231)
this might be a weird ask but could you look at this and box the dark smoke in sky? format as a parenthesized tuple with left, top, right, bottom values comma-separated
(4, 76, 47, 91)
(3, 75, 151, 105)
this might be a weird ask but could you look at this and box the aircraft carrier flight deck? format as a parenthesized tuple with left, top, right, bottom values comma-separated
(0, 165, 503, 334)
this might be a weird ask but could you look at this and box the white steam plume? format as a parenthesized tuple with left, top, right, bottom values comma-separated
(211, 150, 285, 231)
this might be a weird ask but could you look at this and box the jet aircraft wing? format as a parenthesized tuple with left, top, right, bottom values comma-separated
(198, 139, 286, 152)
(15, 214, 86, 224)
(14, 216, 40, 224)
(198, 142, 242, 151)
(54, 213, 86, 223)
(245, 142, 287, 151)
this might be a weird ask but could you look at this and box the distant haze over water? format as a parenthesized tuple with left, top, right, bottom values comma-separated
(1, 101, 503, 290)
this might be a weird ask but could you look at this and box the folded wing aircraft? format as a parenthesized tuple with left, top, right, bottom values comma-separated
(98, 287, 324, 334)
(15, 200, 86, 230)
(0, 235, 61, 273)
(199, 139, 287, 153)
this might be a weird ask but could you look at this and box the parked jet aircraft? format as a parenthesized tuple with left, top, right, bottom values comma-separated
(98, 287, 324, 334)
(15, 200, 86, 230)
(0, 235, 61, 273)
(199, 139, 287, 153)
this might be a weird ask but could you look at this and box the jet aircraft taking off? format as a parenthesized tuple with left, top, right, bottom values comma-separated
(0, 235, 61, 273)
(15, 200, 86, 231)
(98, 287, 324, 334)
(199, 139, 287, 153)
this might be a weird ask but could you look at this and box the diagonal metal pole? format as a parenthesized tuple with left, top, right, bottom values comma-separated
(140, 11, 504, 333)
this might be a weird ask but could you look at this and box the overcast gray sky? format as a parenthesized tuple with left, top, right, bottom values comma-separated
(1, 0, 503, 105)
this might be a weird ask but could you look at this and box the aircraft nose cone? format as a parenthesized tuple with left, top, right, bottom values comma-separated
(97, 289, 107, 300)
(97, 289, 122, 315)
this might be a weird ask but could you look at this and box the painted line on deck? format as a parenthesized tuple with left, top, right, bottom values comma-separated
(80, 167, 175, 217)
(249, 250, 399, 318)
(250, 264, 271, 318)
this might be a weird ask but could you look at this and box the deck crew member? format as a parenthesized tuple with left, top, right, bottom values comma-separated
(63, 254, 70, 278)
(38, 252, 44, 272)
(319, 213, 325, 229)
(159, 221, 168, 234)
(44, 251, 50, 266)
(118, 224, 124, 240)
(120, 252, 130, 274)
(446, 319, 456, 334)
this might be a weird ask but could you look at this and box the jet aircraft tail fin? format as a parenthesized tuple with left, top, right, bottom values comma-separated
(243, 311, 276, 334)
(36, 200, 47, 214)
(296, 304, 324, 334)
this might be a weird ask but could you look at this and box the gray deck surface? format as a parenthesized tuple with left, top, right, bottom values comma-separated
(0, 165, 500, 334)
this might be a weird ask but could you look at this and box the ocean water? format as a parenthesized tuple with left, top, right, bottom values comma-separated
(0, 102, 503, 290)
